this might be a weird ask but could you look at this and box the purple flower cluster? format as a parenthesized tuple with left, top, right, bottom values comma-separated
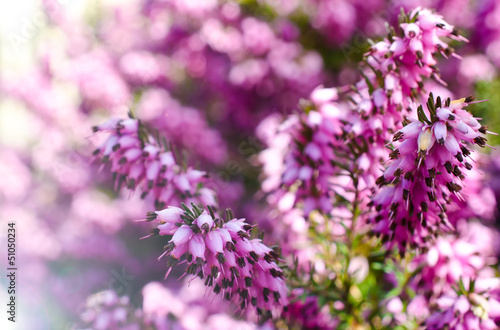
(3, 0, 500, 328)
(425, 288, 500, 330)
(342, 8, 468, 191)
(93, 118, 217, 209)
(401, 223, 500, 329)
(257, 9, 469, 264)
(144, 204, 288, 314)
(259, 87, 344, 217)
(410, 235, 487, 295)
(371, 95, 490, 251)
(363, 8, 465, 107)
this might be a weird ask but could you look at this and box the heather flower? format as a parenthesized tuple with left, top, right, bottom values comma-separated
(92, 118, 217, 209)
(138, 0, 324, 133)
(371, 94, 491, 251)
(407, 221, 499, 294)
(425, 285, 500, 330)
(343, 8, 467, 193)
(456, 220, 500, 259)
(394, 227, 500, 328)
(406, 295, 431, 321)
(258, 86, 345, 216)
(409, 235, 486, 295)
(365, 9, 466, 108)
(383, 297, 408, 326)
(392, 0, 475, 29)
(142, 203, 288, 314)
(357, 7, 466, 120)
(4, 0, 500, 328)
(458, 55, 496, 84)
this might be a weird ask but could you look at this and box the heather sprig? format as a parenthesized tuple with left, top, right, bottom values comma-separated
(425, 286, 500, 330)
(398, 228, 500, 329)
(371, 94, 492, 252)
(92, 117, 216, 210)
(344, 8, 468, 190)
(259, 87, 346, 217)
(141, 203, 288, 315)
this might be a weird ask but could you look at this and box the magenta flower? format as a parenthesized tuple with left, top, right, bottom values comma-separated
(341, 7, 467, 197)
(258, 86, 345, 217)
(351, 8, 466, 127)
(92, 118, 217, 209)
(409, 235, 486, 296)
(425, 285, 500, 330)
(142, 203, 288, 314)
(371, 94, 491, 251)
(394, 228, 500, 329)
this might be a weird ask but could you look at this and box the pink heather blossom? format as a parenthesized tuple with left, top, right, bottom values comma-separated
(425, 287, 500, 330)
(143, 203, 288, 314)
(307, 0, 386, 43)
(342, 7, 466, 195)
(371, 94, 491, 251)
(258, 86, 345, 217)
(406, 295, 431, 321)
(392, 0, 475, 29)
(409, 235, 487, 295)
(358, 7, 466, 115)
(257, 0, 387, 42)
(3, 1, 500, 328)
(407, 221, 499, 296)
(37, 0, 326, 136)
(259, 7, 469, 257)
(395, 225, 500, 328)
(384, 297, 407, 325)
(458, 55, 496, 84)
(77, 281, 273, 330)
(92, 118, 217, 209)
